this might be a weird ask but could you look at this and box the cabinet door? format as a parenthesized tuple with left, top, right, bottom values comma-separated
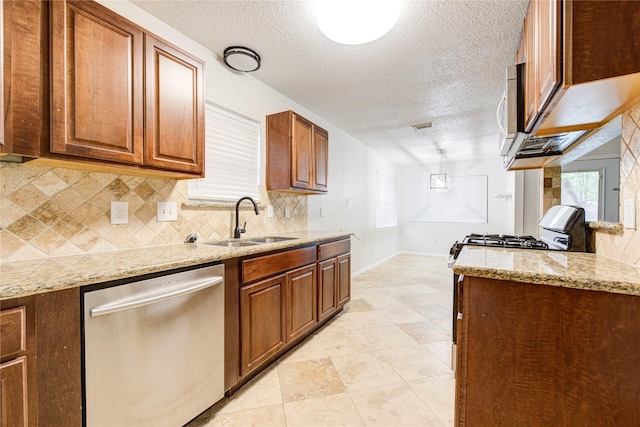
(291, 114, 313, 190)
(286, 264, 317, 342)
(317, 259, 337, 322)
(313, 126, 328, 191)
(144, 35, 204, 174)
(2, 0, 47, 157)
(523, 3, 537, 131)
(50, 0, 144, 164)
(240, 275, 286, 376)
(0, 357, 28, 427)
(535, 0, 561, 117)
(336, 254, 351, 308)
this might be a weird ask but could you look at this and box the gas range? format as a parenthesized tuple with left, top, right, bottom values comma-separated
(448, 234, 548, 267)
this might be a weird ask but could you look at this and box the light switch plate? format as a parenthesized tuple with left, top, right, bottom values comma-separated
(110, 201, 128, 225)
(266, 205, 274, 218)
(157, 201, 177, 222)
(624, 198, 636, 229)
(285, 206, 291, 218)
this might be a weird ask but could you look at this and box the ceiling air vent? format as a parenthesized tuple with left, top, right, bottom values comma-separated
(411, 121, 433, 130)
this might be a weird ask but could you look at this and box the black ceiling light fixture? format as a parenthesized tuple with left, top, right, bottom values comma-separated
(223, 46, 261, 73)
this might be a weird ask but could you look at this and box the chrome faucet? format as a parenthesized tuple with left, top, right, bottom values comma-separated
(234, 197, 260, 238)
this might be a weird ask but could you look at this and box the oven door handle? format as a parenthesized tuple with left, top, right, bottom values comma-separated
(89, 276, 223, 317)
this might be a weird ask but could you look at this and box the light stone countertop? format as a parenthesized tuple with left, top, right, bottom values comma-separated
(0, 230, 352, 300)
(453, 246, 640, 296)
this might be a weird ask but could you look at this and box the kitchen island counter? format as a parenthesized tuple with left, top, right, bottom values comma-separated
(453, 246, 640, 296)
(0, 230, 351, 300)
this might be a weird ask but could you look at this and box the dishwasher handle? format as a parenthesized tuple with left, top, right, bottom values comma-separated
(90, 276, 223, 317)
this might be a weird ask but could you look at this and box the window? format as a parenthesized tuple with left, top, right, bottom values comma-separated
(561, 170, 601, 222)
(188, 101, 260, 202)
(376, 171, 397, 228)
(412, 175, 488, 222)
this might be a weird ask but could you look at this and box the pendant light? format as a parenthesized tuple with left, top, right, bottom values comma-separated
(430, 149, 450, 192)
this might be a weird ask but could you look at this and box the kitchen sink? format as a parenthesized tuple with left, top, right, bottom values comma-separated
(247, 236, 298, 244)
(206, 241, 261, 247)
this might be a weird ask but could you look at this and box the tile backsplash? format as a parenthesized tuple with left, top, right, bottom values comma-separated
(0, 163, 307, 261)
(593, 102, 640, 266)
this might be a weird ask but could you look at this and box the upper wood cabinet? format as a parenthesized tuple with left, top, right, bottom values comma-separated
(144, 35, 204, 174)
(266, 110, 329, 194)
(50, 0, 204, 176)
(1, 0, 49, 158)
(50, 0, 144, 164)
(519, 0, 640, 136)
(3, 0, 204, 178)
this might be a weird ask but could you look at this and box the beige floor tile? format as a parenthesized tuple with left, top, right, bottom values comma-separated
(342, 298, 374, 313)
(356, 295, 405, 310)
(283, 393, 364, 427)
(379, 345, 451, 381)
(384, 284, 440, 295)
(318, 311, 358, 332)
(277, 358, 346, 402)
(380, 306, 427, 324)
(339, 310, 394, 330)
(359, 324, 419, 350)
(317, 328, 375, 356)
(398, 320, 451, 344)
(349, 382, 444, 427)
(278, 334, 329, 365)
(424, 340, 453, 367)
(331, 351, 404, 391)
(408, 373, 456, 427)
(211, 365, 282, 415)
(206, 404, 286, 427)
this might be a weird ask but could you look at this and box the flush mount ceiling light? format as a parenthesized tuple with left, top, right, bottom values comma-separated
(223, 46, 261, 72)
(316, 0, 401, 45)
(430, 148, 451, 192)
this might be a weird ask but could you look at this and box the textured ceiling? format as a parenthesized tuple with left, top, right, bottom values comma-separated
(131, 0, 529, 164)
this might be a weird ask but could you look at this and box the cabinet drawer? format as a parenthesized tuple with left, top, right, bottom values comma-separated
(318, 239, 350, 261)
(242, 246, 316, 284)
(0, 307, 26, 359)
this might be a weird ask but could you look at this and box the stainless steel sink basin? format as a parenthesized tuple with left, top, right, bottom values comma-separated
(206, 241, 261, 247)
(247, 236, 298, 244)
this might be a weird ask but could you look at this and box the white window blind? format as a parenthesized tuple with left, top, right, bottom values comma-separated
(412, 175, 488, 223)
(188, 101, 260, 202)
(376, 172, 397, 228)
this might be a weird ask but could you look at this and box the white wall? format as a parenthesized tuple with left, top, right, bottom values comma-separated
(308, 145, 399, 273)
(397, 154, 516, 255)
(101, 1, 399, 273)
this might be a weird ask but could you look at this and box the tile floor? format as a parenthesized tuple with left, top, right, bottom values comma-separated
(188, 253, 455, 427)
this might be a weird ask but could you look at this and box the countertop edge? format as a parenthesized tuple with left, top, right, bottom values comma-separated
(452, 246, 640, 297)
(1, 231, 352, 300)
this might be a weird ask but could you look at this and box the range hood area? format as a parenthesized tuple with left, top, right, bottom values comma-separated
(499, 64, 589, 171)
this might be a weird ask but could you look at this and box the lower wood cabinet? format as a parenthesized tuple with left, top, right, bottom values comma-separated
(231, 238, 351, 389)
(456, 276, 640, 426)
(317, 259, 338, 321)
(240, 275, 286, 377)
(336, 253, 351, 308)
(0, 306, 29, 427)
(286, 264, 317, 342)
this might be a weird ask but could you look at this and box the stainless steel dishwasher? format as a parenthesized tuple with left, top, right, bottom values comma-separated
(82, 263, 224, 427)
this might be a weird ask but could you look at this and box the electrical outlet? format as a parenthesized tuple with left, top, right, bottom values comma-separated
(110, 201, 128, 225)
(157, 201, 178, 222)
(345, 198, 350, 207)
(285, 206, 291, 218)
(267, 205, 274, 218)
(320, 207, 324, 217)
